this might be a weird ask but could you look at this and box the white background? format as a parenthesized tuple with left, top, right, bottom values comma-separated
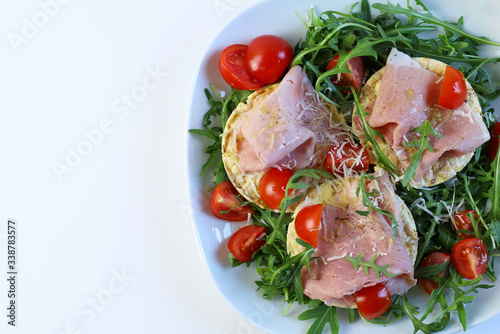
(0, 0, 499, 334)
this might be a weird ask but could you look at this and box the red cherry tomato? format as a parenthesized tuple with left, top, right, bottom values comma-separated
(488, 122, 500, 161)
(452, 210, 481, 239)
(418, 252, 451, 295)
(451, 237, 488, 279)
(326, 53, 365, 92)
(244, 35, 294, 84)
(228, 225, 266, 262)
(325, 141, 369, 177)
(355, 283, 392, 320)
(219, 44, 266, 90)
(259, 168, 294, 210)
(437, 66, 467, 110)
(210, 181, 254, 222)
(295, 204, 323, 248)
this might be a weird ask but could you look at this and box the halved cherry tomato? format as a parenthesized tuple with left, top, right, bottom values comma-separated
(452, 210, 481, 239)
(228, 225, 266, 262)
(259, 167, 294, 210)
(219, 44, 266, 90)
(295, 204, 323, 248)
(325, 141, 369, 177)
(355, 283, 392, 320)
(451, 237, 488, 279)
(210, 181, 254, 222)
(418, 252, 451, 295)
(487, 122, 500, 161)
(326, 53, 365, 92)
(437, 66, 467, 110)
(244, 35, 293, 84)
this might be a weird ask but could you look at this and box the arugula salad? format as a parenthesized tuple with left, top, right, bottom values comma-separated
(190, 1, 500, 333)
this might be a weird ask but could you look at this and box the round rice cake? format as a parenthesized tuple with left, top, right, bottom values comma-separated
(221, 85, 347, 211)
(286, 173, 418, 308)
(352, 57, 482, 188)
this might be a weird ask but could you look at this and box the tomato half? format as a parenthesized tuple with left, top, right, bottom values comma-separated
(326, 53, 365, 92)
(259, 167, 294, 210)
(244, 35, 294, 84)
(325, 141, 369, 177)
(295, 204, 323, 248)
(437, 66, 467, 110)
(452, 210, 481, 239)
(219, 44, 266, 91)
(228, 225, 266, 263)
(210, 181, 254, 222)
(418, 252, 451, 295)
(487, 122, 500, 161)
(451, 237, 488, 279)
(355, 283, 392, 320)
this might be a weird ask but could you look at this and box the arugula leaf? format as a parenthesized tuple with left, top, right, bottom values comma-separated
(344, 254, 397, 278)
(347, 309, 356, 323)
(461, 173, 496, 249)
(401, 120, 443, 187)
(356, 172, 399, 236)
(189, 86, 250, 179)
(402, 293, 451, 334)
(489, 219, 500, 247)
(372, 2, 500, 47)
(435, 270, 494, 331)
(254, 239, 315, 306)
(298, 303, 340, 334)
(414, 261, 450, 279)
(489, 143, 500, 222)
(353, 98, 400, 178)
(436, 224, 458, 252)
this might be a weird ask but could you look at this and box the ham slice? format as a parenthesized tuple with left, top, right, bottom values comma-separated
(301, 171, 416, 307)
(367, 48, 490, 182)
(233, 66, 348, 173)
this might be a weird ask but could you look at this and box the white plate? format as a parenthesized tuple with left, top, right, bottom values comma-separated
(187, 0, 500, 333)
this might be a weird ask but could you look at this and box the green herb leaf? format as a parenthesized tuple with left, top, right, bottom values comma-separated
(189, 86, 250, 179)
(414, 261, 450, 279)
(489, 143, 500, 221)
(298, 303, 340, 334)
(344, 253, 397, 278)
(372, 2, 500, 47)
(402, 293, 451, 334)
(352, 91, 400, 175)
(401, 120, 443, 187)
(356, 172, 399, 236)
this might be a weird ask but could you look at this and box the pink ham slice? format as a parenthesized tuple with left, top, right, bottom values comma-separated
(301, 171, 416, 307)
(367, 48, 490, 182)
(233, 65, 347, 173)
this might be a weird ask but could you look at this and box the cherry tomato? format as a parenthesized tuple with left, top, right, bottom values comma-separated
(487, 122, 500, 161)
(228, 225, 266, 262)
(219, 44, 266, 90)
(418, 252, 451, 295)
(325, 141, 369, 177)
(452, 210, 481, 239)
(451, 237, 488, 280)
(295, 204, 323, 248)
(244, 35, 294, 84)
(210, 181, 254, 222)
(355, 283, 392, 320)
(437, 66, 467, 110)
(259, 168, 294, 210)
(326, 53, 365, 92)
